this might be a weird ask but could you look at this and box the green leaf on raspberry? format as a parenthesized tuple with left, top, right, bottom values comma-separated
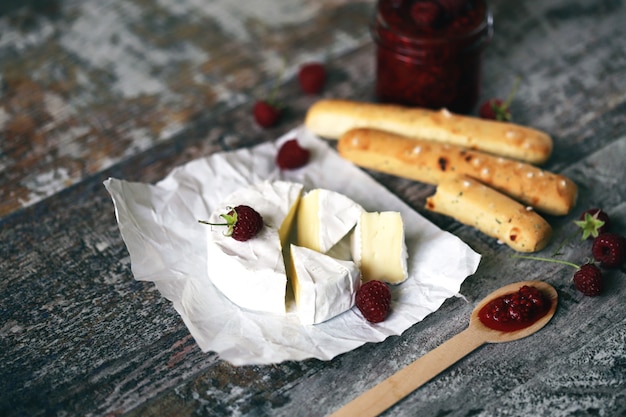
(199, 209, 238, 237)
(491, 100, 512, 122)
(219, 210, 238, 237)
(479, 77, 520, 122)
(573, 212, 606, 240)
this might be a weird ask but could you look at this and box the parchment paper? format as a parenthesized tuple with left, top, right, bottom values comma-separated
(104, 126, 481, 365)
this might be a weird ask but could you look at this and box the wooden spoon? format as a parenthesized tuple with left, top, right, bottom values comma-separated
(330, 280, 558, 417)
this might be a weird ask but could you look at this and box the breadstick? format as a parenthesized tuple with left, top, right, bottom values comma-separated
(337, 128, 577, 216)
(305, 99, 553, 164)
(425, 176, 553, 252)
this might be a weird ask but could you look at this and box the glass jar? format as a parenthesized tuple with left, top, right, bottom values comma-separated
(371, 0, 493, 114)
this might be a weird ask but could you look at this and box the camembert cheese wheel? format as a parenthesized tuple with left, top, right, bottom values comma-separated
(205, 181, 411, 320)
(206, 181, 303, 315)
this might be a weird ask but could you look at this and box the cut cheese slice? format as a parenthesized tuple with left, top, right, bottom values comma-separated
(290, 244, 361, 325)
(206, 181, 303, 315)
(351, 211, 408, 284)
(297, 188, 363, 253)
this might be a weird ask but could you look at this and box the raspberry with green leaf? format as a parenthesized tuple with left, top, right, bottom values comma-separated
(199, 205, 264, 242)
(253, 66, 284, 128)
(574, 208, 610, 240)
(513, 255, 604, 297)
(479, 77, 520, 122)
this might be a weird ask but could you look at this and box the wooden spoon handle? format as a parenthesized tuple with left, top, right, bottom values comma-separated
(330, 327, 486, 417)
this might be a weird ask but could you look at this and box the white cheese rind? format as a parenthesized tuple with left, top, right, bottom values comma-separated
(297, 188, 363, 254)
(290, 244, 361, 325)
(351, 211, 408, 284)
(206, 181, 303, 315)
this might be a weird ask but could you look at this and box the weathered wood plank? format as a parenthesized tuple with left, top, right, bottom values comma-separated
(0, 0, 375, 218)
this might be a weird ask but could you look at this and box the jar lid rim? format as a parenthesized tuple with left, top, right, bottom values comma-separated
(373, 8, 493, 46)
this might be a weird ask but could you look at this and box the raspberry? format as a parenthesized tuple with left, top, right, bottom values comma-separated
(507, 301, 532, 322)
(592, 233, 626, 268)
(479, 78, 520, 122)
(276, 139, 310, 170)
(298, 63, 326, 95)
(574, 208, 611, 239)
(481, 285, 547, 325)
(573, 263, 603, 296)
(483, 298, 508, 323)
(253, 100, 281, 128)
(410, 1, 443, 27)
(479, 99, 511, 122)
(199, 205, 264, 242)
(355, 280, 391, 323)
(228, 205, 264, 241)
(519, 285, 547, 310)
(438, 0, 468, 17)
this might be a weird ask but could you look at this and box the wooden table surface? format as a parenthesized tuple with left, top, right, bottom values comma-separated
(2, 0, 625, 416)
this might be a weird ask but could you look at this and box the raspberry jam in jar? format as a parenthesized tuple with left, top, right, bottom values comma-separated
(478, 285, 550, 332)
(371, 0, 493, 113)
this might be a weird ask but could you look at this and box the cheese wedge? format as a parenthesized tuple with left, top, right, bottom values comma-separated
(351, 211, 408, 284)
(290, 244, 361, 325)
(297, 188, 363, 253)
(206, 181, 303, 315)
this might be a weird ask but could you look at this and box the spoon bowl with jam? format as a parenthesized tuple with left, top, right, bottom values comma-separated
(331, 280, 558, 417)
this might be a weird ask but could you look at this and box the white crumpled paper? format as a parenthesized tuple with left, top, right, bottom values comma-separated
(104, 126, 481, 365)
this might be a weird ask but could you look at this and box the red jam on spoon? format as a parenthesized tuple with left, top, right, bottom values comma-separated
(478, 285, 550, 332)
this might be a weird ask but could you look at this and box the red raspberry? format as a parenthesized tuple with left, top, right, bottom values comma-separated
(592, 233, 626, 268)
(276, 139, 310, 170)
(483, 298, 509, 323)
(228, 205, 264, 241)
(199, 205, 264, 242)
(253, 100, 281, 128)
(355, 280, 391, 323)
(574, 208, 611, 239)
(298, 63, 326, 95)
(573, 263, 603, 296)
(479, 78, 520, 122)
(482, 285, 547, 324)
(479, 99, 511, 122)
(523, 286, 547, 308)
(410, 1, 443, 27)
(438, 0, 467, 17)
